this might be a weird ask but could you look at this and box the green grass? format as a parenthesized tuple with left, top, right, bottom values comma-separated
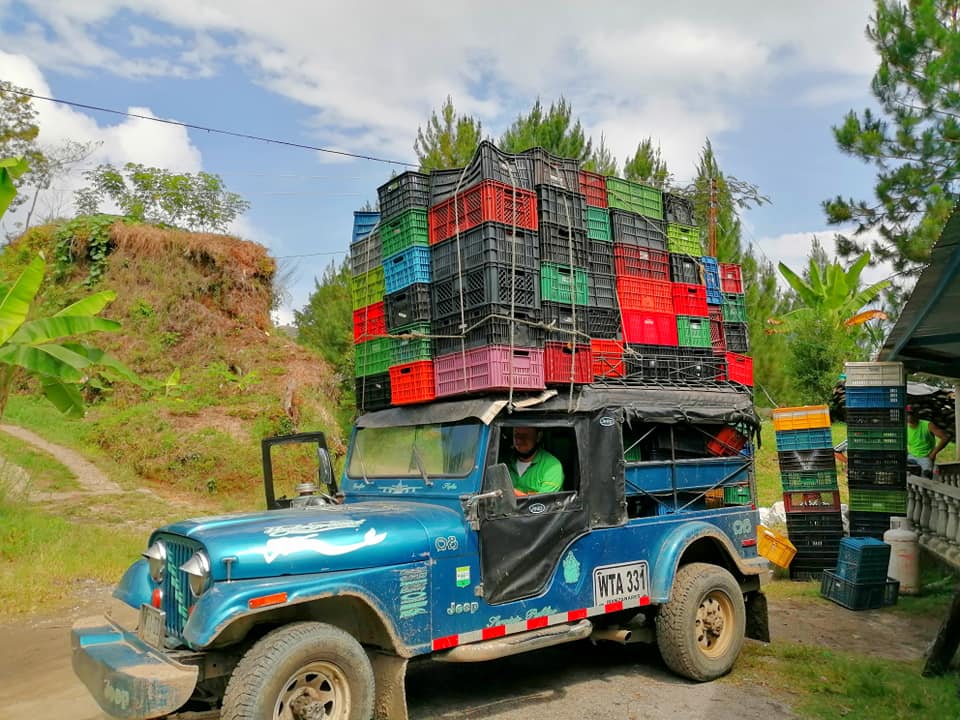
(0, 428, 79, 492)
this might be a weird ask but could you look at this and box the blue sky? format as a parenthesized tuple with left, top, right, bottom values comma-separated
(0, 1, 884, 322)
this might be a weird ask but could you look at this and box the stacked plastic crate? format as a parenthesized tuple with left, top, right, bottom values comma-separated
(377, 173, 435, 406)
(350, 211, 390, 411)
(844, 361, 908, 539)
(773, 405, 843, 579)
(821, 536, 899, 609)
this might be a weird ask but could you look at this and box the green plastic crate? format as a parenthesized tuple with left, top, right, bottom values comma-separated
(724, 484, 752, 504)
(391, 322, 432, 364)
(666, 223, 702, 255)
(380, 209, 429, 258)
(355, 336, 393, 377)
(780, 470, 839, 491)
(351, 267, 385, 310)
(849, 488, 907, 514)
(586, 207, 612, 242)
(624, 445, 642, 462)
(722, 292, 747, 323)
(847, 426, 907, 451)
(677, 315, 711, 347)
(541, 263, 589, 305)
(605, 177, 663, 219)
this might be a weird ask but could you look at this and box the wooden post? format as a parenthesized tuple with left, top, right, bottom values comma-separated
(923, 585, 960, 676)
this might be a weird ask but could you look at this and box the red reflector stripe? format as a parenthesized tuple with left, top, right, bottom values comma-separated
(568, 608, 588, 621)
(604, 601, 623, 613)
(639, 596, 651, 606)
(742, 538, 757, 547)
(432, 635, 459, 651)
(527, 616, 549, 630)
(482, 625, 506, 640)
(248, 592, 287, 609)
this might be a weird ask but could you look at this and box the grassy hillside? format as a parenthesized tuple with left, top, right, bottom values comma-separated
(1, 217, 345, 498)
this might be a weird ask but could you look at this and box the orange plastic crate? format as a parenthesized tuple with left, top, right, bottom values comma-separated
(772, 405, 831, 432)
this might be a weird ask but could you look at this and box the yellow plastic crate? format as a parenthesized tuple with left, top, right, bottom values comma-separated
(757, 525, 797, 569)
(772, 405, 831, 432)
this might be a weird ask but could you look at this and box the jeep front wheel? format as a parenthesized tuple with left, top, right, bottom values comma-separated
(221, 621, 374, 720)
(655, 562, 746, 681)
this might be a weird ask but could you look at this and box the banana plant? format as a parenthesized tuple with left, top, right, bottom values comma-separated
(0, 252, 138, 419)
(0, 156, 29, 218)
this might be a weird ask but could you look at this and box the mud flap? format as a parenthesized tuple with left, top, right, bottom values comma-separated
(745, 591, 770, 642)
(368, 650, 408, 720)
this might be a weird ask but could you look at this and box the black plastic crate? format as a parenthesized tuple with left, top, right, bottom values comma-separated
(536, 185, 587, 228)
(789, 530, 843, 554)
(670, 254, 703, 284)
(792, 546, 840, 566)
(377, 171, 430, 223)
(432, 313, 543, 355)
(849, 510, 902, 539)
(624, 344, 681, 381)
(821, 570, 899, 610)
(664, 192, 695, 225)
(588, 239, 614, 275)
(610, 210, 668, 249)
(523, 147, 582, 191)
(432, 262, 540, 319)
(588, 307, 621, 339)
(723, 323, 749, 354)
(846, 408, 906, 428)
(588, 273, 616, 309)
(468, 141, 536, 190)
(673, 348, 722, 381)
(777, 448, 836, 474)
(542, 301, 589, 342)
(431, 222, 540, 280)
(789, 567, 828, 581)
(350, 231, 382, 276)
(785, 510, 844, 535)
(355, 372, 391, 412)
(847, 450, 907, 487)
(540, 223, 589, 266)
(429, 167, 468, 205)
(385, 283, 431, 331)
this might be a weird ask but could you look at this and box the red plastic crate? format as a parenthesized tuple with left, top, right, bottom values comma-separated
(434, 346, 545, 397)
(706, 426, 748, 457)
(591, 339, 624, 378)
(353, 302, 386, 343)
(783, 490, 842, 514)
(389, 360, 436, 405)
(671, 283, 709, 317)
(708, 305, 725, 351)
(579, 171, 608, 208)
(719, 263, 744, 294)
(616, 277, 674, 313)
(544, 342, 592, 385)
(621, 310, 679, 346)
(725, 352, 754, 386)
(613, 245, 669, 280)
(429, 181, 539, 245)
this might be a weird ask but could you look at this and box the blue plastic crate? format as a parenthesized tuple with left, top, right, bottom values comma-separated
(383, 246, 432, 294)
(701, 256, 723, 304)
(835, 537, 891, 583)
(353, 211, 381, 242)
(775, 427, 833, 451)
(845, 385, 906, 409)
(625, 457, 750, 495)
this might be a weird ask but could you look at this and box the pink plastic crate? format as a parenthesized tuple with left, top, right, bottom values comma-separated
(434, 346, 545, 397)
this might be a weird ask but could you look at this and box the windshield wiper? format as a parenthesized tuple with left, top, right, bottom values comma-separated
(353, 440, 371, 487)
(411, 445, 434, 487)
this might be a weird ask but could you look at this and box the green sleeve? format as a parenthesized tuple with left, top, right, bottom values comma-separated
(537, 453, 564, 492)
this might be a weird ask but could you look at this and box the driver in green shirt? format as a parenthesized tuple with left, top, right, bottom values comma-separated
(906, 405, 949, 477)
(507, 427, 564, 496)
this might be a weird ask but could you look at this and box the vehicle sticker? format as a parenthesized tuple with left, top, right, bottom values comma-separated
(263, 519, 365, 537)
(487, 606, 558, 627)
(599, 416, 615, 427)
(263, 528, 385, 563)
(441, 482, 458, 490)
(528, 502, 546, 514)
(381, 482, 419, 494)
(398, 566, 429, 619)
(562, 552, 581, 584)
(103, 680, 130, 711)
(435, 535, 459, 552)
(447, 601, 479, 615)
(456, 565, 470, 588)
(593, 561, 649, 606)
(732, 518, 752, 537)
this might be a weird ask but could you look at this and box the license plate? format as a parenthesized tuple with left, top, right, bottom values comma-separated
(593, 561, 650, 606)
(137, 603, 166, 649)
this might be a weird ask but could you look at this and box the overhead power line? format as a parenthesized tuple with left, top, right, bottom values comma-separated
(3, 86, 418, 168)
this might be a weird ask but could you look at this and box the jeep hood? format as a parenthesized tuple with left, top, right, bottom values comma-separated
(157, 502, 460, 581)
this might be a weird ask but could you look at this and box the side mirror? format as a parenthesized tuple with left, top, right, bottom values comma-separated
(317, 447, 333, 489)
(485, 463, 517, 516)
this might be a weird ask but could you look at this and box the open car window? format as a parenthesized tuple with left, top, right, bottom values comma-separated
(347, 421, 482, 479)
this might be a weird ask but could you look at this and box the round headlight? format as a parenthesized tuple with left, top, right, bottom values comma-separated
(142, 540, 167, 584)
(181, 551, 211, 597)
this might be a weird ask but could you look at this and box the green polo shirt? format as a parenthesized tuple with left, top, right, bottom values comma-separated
(507, 447, 564, 494)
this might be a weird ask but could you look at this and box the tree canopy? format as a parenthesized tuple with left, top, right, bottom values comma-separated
(414, 95, 483, 171)
(623, 138, 672, 188)
(499, 97, 592, 161)
(824, 0, 960, 274)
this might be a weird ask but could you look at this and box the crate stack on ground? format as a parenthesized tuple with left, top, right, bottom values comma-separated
(844, 361, 908, 539)
(821, 537, 899, 609)
(773, 405, 843, 579)
(350, 210, 391, 412)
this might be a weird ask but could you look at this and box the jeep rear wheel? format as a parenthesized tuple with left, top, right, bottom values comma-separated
(221, 621, 374, 720)
(655, 562, 746, 681)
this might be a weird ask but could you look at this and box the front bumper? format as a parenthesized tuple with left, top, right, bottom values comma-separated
(71, 607, 198, 720)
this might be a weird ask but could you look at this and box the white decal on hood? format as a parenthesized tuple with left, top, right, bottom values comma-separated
(263, 519, 365, 537)
(263, 528, 386, 563)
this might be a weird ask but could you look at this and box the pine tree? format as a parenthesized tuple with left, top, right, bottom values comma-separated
(294, 259, 354, 383)
(582, 133, 618, 175)
(623, 138, 672, 188)
(499, 97, 592, 161)
(824, 0, 960, 273)
(414, 96, 483, 171)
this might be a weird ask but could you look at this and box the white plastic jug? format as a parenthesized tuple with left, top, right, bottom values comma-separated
(885, 517, 919, 595)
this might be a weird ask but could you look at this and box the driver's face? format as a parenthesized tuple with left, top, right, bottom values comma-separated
(513, 427, 537, 454)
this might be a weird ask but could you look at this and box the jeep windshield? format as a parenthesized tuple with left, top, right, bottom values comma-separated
(347, 421, 483, 480)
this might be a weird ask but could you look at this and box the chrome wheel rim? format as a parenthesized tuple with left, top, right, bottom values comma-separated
(695, 589, 735, 659)
(275, 660, 350, 720)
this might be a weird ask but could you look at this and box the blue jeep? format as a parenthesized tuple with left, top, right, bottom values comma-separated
(72, 386, 770, 720)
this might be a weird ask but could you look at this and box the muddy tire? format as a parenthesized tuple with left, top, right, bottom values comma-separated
(221, 621, 374, 720)
(655, 562, 746, 681)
